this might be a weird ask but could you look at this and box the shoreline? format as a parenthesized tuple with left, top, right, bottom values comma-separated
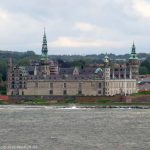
(0, 104, 150, 109)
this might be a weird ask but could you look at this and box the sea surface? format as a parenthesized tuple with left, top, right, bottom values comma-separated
(0, 105, 150, 150)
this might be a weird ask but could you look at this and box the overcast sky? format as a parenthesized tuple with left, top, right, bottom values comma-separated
(0, 0, 150, 55)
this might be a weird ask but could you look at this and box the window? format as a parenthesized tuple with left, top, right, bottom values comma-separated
(98, 83, 101, 88)
(11, 91, 13, 95)
(64, 83, 67, 88)
(11, 85, 14, 89)
(50, 83, 53, 88)
(22, 91, 24, 95)
(98, 90, 101, 95)
(121, 75, 124, 78)
(50, 90, 53, 95)
(63, 90, 67, 95)
(78, 90, 82, 95)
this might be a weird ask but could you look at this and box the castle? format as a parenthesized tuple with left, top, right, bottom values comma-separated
(7, 30, 139, 96)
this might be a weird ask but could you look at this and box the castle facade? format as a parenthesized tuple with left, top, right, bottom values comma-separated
(7, 31, 139, 96)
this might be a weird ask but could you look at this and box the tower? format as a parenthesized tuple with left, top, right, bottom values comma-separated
(128, 42, 140, 80)
(103, 53, 110, 80)
(7, 57, 13, 95)
(8, 57, 13, 70)
(103, 53, 110, 96)
(40, 28, 50, 76)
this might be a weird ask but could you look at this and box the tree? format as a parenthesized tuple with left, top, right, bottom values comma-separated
(0, 73, 2, 83)
(0, 61, 7, 81)
(139, 66, 149, 75)
(140, 59, 150, 74)
(18, 58, 30, 66)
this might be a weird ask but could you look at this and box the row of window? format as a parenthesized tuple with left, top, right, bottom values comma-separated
(35, 82, 102, 88)
(11, 84, 26, 89)
(11, 81, 26, 84)
(11, 91, 24, 95)
(109, 82, 135, 88)
(108, 90, 134, 95)
(110, 75, 130, 78)
(11, 90, 102, 95)
(49, 90, 102, 95)
(11, 89, 134, 96)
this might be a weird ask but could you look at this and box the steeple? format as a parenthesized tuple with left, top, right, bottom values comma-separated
(129, 42, 138, 59)
(128, 42, 140, 80)
(41, 28, 48, 60)
(132, 42, 136, 54)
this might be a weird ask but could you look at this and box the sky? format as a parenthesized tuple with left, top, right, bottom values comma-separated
(0, 0, 150, 55)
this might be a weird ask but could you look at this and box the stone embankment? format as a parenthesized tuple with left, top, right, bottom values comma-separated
(1, 95, 148, 106)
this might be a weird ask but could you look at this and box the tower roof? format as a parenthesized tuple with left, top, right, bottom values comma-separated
(131, 42, 136, 54)
(129, 42, 138, 60)
(41, 28, 48, 60)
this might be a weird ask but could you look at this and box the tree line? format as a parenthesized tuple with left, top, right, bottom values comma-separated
(0, 50, 150, 82)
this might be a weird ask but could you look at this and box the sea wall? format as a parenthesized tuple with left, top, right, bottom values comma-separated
(7, 95, 149, 104)
(8, 94, 150, 104)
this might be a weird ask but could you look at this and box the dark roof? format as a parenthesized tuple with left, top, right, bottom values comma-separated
(25, 66, 35, 72)
(59, 67, 103, 76)
(59, 68, 74, 75)
(79, 67, 97, 75)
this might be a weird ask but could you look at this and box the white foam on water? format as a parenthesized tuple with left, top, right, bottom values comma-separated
(0, 105, 44, 111)
(65, 105, 80, 110)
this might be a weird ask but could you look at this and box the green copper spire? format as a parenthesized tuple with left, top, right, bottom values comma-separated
(41, 28, 48, 60)
(129, 42, 138, 59)
(132, 42, 136, 54)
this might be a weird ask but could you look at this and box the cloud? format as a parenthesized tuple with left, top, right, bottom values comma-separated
(0, 0, 149, 54)
(0, 10, 8, 20)
(49, 36, 124, 48)
(74, 22, 97, 31)
(133, 0, 150, 18)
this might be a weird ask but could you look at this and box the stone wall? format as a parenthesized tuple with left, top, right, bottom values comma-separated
(8, 79, 137, 96)
(8, 95, 122, 104)
(8, 95, 150, 104)
(131, 95, 150, 102)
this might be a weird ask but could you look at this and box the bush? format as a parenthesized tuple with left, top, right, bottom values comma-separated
(0, 100, 4, 105)
(96, 99, 112, 103)
(132, 91, 150, 95)
(0, 86, 6, 95)
(64, 98, 77, 104)
(139, 91, 150, 95)
(31, 98, 49, 105)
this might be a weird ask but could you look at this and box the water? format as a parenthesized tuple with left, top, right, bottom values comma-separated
(0, 105, 150, 150)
